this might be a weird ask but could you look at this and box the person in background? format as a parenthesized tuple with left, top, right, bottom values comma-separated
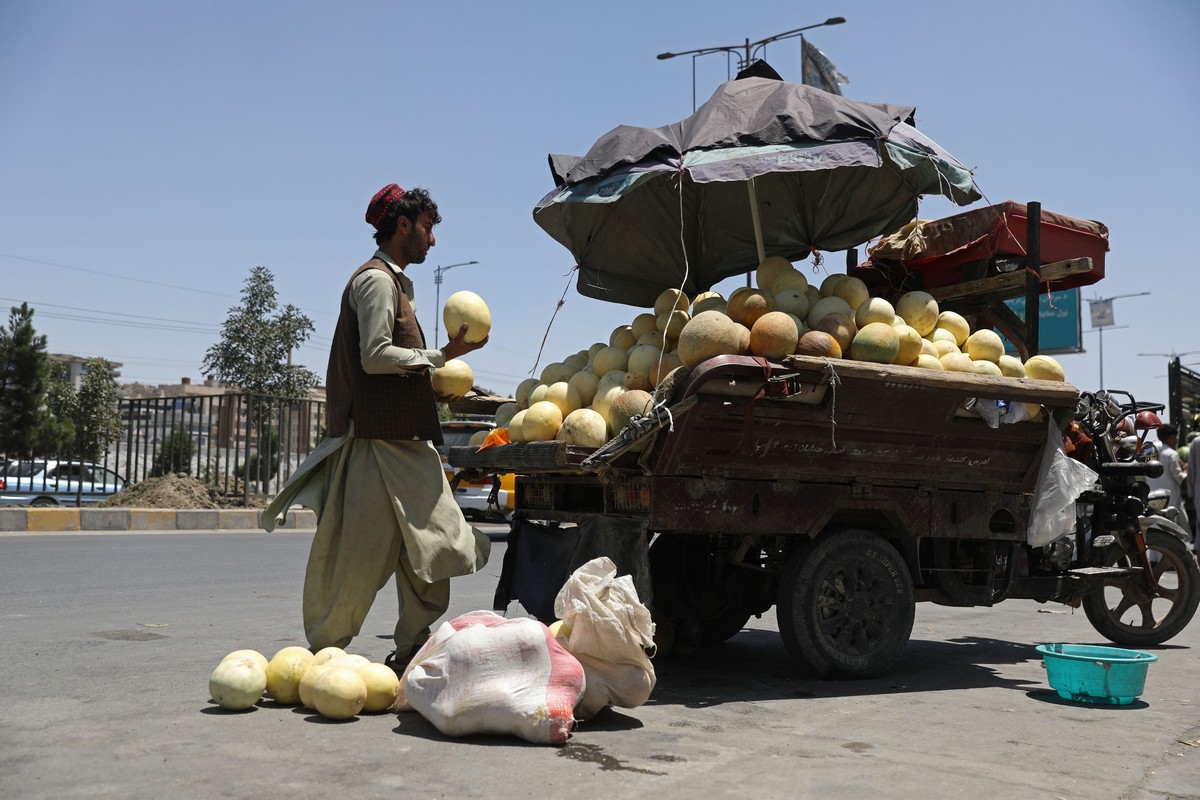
(1147, 423, 1189, 536)
(263, 183, 490, 669)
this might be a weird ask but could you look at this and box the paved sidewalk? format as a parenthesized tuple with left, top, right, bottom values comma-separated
(0, 506, 315, 532)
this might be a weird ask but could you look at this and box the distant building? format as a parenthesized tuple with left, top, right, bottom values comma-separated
(48, 353, 122, 390)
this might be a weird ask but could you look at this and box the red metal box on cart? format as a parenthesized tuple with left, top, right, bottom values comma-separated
(854, 201, 1108, 293)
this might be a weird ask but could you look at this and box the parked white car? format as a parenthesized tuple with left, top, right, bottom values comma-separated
(1, 460, 127, 507)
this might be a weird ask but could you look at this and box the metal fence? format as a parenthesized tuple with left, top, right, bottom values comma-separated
(0, 393, 326, 507)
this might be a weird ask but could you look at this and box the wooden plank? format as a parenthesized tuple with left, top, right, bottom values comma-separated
(926, 257, 1092, 302)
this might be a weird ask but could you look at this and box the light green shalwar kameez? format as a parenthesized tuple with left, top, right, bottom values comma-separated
(263, 251, 489, 654)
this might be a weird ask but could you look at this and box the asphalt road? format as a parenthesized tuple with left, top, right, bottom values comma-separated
(2, 529, 1198, 800)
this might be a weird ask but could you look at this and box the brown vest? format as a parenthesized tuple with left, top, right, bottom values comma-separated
(325, 259, 443, 443)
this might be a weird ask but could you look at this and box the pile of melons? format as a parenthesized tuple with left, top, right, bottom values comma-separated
(208, 645, 400, 719)
(489, 256, 1066, 445)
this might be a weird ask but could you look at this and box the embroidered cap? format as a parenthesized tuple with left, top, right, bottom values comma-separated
(365, 183, 407, 229)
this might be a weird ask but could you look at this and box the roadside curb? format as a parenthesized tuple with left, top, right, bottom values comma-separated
(0, 507, 316, 532)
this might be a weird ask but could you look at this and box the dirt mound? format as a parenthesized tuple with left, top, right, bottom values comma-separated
(99, 473, 268, 509)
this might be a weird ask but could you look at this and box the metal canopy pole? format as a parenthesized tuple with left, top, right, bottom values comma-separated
(1024, 201, 1042, 357)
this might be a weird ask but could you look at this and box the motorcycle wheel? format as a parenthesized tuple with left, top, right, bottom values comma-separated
(1082, 529, 1200, 647)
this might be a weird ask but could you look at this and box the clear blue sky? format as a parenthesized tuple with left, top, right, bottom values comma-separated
(2, 1, 1196, 412)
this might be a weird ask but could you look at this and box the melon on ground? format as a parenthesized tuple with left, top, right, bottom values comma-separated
(749, 312, 799, 359)
(676, 310, 743, 368)
(850, 322, 900, 364)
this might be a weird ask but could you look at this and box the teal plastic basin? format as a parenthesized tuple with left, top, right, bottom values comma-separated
(1036, 643, 1157, 705)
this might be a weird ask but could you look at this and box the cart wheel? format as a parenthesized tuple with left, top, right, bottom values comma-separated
(777, 529, 915, 678)
(1082, 529, 1200, 647)
(649, 534, 760, 651)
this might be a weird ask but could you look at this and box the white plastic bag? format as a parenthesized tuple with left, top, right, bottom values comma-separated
(393, 610, 585, 746)
(1028, 419, 1099, 548)
(553, 557, 656, 719)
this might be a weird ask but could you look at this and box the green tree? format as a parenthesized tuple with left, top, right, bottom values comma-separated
(201, 266, 319, 399)
(0, 303, 55, 458)
(150, 425, 195, 477)
(66, 357, 123, 462)
(34, 362, 75, 456)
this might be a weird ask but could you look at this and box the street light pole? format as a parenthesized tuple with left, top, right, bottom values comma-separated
(433, 260, 479, 344)
(1085, 292, 1149, 389)
(656, 17, 846, 111)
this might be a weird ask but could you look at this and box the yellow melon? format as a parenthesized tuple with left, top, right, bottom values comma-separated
(567, 369, 599, 407)
(1024, 355, 1065, 382)
(940, 352, 975, 373)
(610, 325, 637, 350)
(932, 339, 960, 358)
(749, 312, 799, 359)
(895, 291, 939, 336)
(773, 288, 810, 318)
(691, 291, 726, 315)
(514, 377, 541, 409)
(543, 381, 582, 416)
(997, 354, 1026, 378)
(850, 322, 900, 364)
(431, 359, 474, 399)
(832, 276, 870, 312)
(556, 408, 609, 447)
(442, 291, 491, 344)
(806, 296, 853, 329)
(648, 351, 683, 385)
(819, 274, 847, 297)
(591, 345, 629, 376)
(935, 311, 971, 346)
(676, 310, 744, 368)
(893, 324, 923, 365)
(965, 329, 1005, 363)
(523, 401, 564, 441)
(772, 269, 811, 293)
(630, 312, 659, 339)
(609, 389, 654, 436)
(972, 360, 1004, 377)
(814, 312, 857, 355)
(539, 361, 574, 385)
(657, 309, 690, 339)
(853, 297, 896, 328)
(914, 353, 945, 371)
(507, 409, 527, 442)
(653, 288, 691, 317)
(755, 256, 794, 293)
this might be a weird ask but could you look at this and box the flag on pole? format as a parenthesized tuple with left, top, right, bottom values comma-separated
(801, 36, 848, 95)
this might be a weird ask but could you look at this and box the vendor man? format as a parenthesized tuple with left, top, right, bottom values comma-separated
(264, 183, 490, 668)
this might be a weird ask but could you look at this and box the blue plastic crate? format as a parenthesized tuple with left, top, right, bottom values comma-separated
(1036, 643, 1157, 705)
